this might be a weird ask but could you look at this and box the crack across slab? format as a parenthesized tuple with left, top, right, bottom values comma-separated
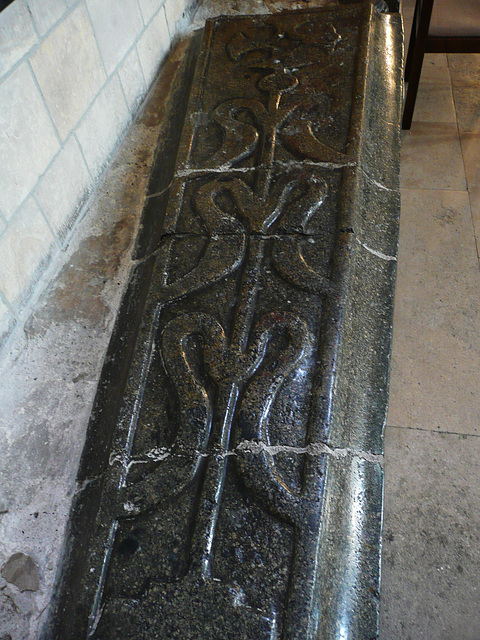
(131, 231, 329, 265)
(356, 237, 397, 262)
(138, 231, 324, 240)
(174, 158, 356, 179)
(145, 159, 357, 200)
(235, 440, 384, 464)
(275, 159, 356, 170)
(361, 168, 396, 192)
(109, 440, 383, 469)
(175, 165, 258, 177)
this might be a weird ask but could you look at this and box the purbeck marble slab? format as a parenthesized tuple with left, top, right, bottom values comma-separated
(43, 4, 403, 639)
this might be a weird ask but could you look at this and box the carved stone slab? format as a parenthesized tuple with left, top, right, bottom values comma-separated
(43, 4, 403, 639)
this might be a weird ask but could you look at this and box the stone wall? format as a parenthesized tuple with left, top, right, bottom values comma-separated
(0, 0, 197, 350)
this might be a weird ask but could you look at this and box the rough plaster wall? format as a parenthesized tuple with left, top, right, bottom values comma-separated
(0, 0, 198, 353)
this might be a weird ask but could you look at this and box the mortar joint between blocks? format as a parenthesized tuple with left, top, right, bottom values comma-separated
(33, 194, 62, 250)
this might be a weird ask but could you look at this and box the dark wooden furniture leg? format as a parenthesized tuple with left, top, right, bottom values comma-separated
(402, 0, 480, 129)
(402, 0, 435, 129)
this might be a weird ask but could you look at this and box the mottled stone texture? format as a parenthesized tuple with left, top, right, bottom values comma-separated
(44, 4, 402, 639)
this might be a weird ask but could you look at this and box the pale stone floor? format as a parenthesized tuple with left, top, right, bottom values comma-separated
(1, 3, 480, 639)
(380, 6, 480, 639)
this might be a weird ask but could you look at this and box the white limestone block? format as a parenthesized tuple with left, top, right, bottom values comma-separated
(76, 75, 130, 178)
(137, 0, 164, 25)
(30, 5, 106, 140)
(137, 7, 171, 87)
(35, 136, 91, 243)
(118, 45, 147, 114)
(0, 0, 38, 79)
(26, 0, 68, 37)
(0, 199, 55, 307)
(165, 0, 187, 32)
(0, 64, 60, 220)
(86, 0, 143, 75)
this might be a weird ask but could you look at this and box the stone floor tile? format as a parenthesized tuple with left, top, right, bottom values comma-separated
(448, 53, 480, 86)
(412, 81, 456, 124)
(380, 427, 480, 640)
(418, 53, 450, 84)
(467, 185, 480, 262)
(387, 188, 480, 434)
(402, 17, 412, 49)
(401, 0, 415, 13)
(452, 84, 480, 132)
(460, 132, 480, 187)
(400, 123, 466, 190)
(400, 2, 413, 35)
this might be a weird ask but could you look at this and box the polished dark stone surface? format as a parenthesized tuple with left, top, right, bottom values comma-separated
(43, 4, 403, 639)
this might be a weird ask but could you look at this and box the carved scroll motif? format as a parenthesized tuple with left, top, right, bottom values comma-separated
(91, 14, 350, 640)
(44, 4, 403, 637)
(222, 24, 350, 167)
